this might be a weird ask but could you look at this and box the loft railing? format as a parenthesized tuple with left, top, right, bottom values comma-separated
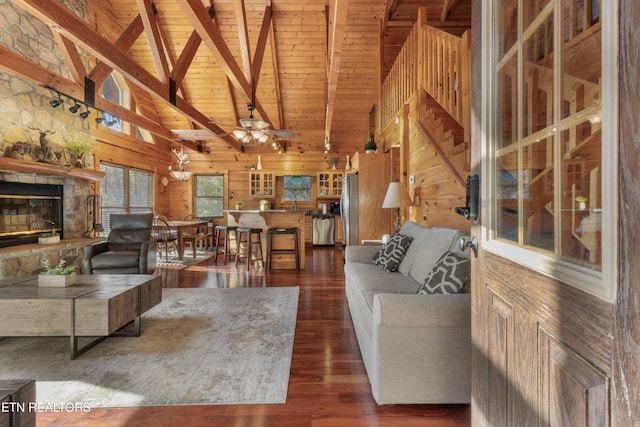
(380, 7, 471, 138)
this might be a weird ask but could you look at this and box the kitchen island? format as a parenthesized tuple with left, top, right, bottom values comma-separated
(224, 209, 305, 269)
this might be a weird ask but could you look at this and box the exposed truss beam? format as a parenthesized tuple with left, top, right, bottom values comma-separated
(137, 0, 170, 83)
(441, 0, 461, 21)
(325, 0, 349, 141)
(13, 0, 242, 151)
(176, 0, 271, 125)
(51, 33, 86, 84)
(234, 0, 252, 81)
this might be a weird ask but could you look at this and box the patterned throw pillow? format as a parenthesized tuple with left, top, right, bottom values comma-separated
(372, 233, 413, 272)
(417, 251, 470, 294)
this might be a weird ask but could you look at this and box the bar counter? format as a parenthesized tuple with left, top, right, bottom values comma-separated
(223, 209, 305, 269)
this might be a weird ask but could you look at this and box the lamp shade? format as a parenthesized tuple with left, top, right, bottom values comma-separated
(382, 182, 413, 208)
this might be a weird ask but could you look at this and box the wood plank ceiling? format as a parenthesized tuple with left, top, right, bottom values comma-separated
(7, 0, 471, 156)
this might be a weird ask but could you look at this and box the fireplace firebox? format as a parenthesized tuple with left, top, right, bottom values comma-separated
(0, 181, 64, 248)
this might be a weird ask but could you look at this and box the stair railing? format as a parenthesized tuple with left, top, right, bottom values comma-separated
(380, 7, 471, 140)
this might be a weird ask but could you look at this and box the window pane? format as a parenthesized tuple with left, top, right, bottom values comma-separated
(497, 55, 518, 149)
(194, 175, 224, 218)
(130, 169, 152, 209)
(99, 164, 125, 208)
(491, 0, 603, 272)
(522, 13, 554, 138)
(496, 151, 519, 242)
(523, 136, 554, 252)
(497, 0, 519, 58)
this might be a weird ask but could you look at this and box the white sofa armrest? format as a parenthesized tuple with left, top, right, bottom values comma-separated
(370, 292, 471, 404)
(345, 245, 380, 264)
(373, 293, 470, 328)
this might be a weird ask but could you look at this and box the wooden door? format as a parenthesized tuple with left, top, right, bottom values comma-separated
(469, 1, 621, 425)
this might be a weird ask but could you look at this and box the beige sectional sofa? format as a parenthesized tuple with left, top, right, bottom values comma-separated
(344, 221, 471, 405)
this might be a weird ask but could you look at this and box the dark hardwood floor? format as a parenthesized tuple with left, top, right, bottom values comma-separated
(36, 246, 470, 426)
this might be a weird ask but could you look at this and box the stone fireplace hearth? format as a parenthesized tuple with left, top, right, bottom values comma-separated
(0, 158, 104, 279)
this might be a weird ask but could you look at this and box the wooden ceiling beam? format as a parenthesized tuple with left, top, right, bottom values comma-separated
(268, 4, 285, 130)
(441, 0, 461, 21)
(13, 0, 242, 151)
(325, 0, 349, 142)
(233, 0, 252, 82)
(136, 0, 170, 83)
(88, 15, 144, 86)
(51, 33, 86, 84)
(251, 5, 272, 88)
(0, 44, 175, 141)
(176, 0, 272, 125)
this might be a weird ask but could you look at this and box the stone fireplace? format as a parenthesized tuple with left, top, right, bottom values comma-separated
(0, 159, 101, 279)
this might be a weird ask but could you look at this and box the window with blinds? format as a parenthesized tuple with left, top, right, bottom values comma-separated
(99, 163, 153, 232)
(193, 175, 224, 218)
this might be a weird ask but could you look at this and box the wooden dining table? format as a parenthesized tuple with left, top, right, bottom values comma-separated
(165, 220, 210, 260)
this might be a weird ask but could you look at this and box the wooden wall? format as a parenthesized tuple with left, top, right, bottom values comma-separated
(379, 94, 471, 233)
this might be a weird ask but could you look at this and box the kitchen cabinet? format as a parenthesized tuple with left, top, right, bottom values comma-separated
(334, 215, 343, 244)
(317, 171, 344, 198)
(249, 171, 274, 198)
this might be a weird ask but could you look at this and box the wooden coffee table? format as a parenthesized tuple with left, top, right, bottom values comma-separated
(0, 274, 162, 359)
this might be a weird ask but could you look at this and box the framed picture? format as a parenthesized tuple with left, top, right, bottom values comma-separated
(282, 175, 311, 201)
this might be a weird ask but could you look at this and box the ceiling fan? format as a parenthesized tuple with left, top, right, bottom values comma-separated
(211, 101, 294, 147)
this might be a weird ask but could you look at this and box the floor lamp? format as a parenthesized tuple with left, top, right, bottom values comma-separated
(382, 181, 413, 233)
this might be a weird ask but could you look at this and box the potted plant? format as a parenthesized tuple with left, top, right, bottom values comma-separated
(65, 131, 93, 168)
(364, 140, 377, 153)
(234, 200, 243, 210)
(38, 229, 60, 244)
(38, 259, 77, 287)
(259, 199, 269, 211)
(575, 196, 588, 210)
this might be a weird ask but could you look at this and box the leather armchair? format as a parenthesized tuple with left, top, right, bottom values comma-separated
(81, 213, 157, 275)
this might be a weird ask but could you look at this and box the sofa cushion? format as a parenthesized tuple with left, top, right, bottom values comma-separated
(417, 251, 471, 295)
(372, 233, 413, 272)
(399, 227, 462, 282)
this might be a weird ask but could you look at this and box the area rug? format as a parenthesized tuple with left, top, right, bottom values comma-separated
(0, 287, 299, 407)
(157, 249, 216, 268)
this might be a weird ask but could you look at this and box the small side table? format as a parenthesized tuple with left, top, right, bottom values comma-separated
(0, 379, 36, 427)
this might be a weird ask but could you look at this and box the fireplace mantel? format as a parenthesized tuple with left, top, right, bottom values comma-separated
(0, 157, 105, 181)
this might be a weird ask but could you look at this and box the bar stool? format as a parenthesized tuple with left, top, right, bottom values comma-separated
(266, 227, 300, 271)
(235, 227, 264, 268)
(214, 225, 237, 264)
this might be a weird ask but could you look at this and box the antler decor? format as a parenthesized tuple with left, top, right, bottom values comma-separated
(169, 145, 192, 181)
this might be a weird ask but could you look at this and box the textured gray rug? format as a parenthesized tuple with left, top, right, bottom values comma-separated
(0, 287, 299, 407)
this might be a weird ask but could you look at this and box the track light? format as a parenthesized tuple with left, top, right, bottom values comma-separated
(69, 100, 80, 114)
(49, 92, 63, 108)
(79, 107, 90, 119)
(107, 118, 119, 127)
(95, 113, 104, 124)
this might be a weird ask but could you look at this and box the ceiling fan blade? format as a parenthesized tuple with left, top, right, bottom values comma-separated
(267, 129, 295, 138)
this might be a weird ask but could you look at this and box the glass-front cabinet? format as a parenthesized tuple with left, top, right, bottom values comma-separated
(249, 171, 274, 198)
(487, 0, 615, 300)
(317, 171, 343, 198)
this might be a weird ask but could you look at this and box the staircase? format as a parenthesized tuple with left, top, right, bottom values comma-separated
(417, 91, 469, 185)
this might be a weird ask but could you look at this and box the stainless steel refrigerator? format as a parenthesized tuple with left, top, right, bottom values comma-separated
(340, 173, 359, 246)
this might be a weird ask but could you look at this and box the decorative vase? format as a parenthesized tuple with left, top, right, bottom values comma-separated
(38, 272, 76, 287)
(345, 155, 351, 170)
(256, 156, 263, 170)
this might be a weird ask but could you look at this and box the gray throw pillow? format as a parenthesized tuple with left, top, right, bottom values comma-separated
(417, 251, 470, 294)
(372, 233, 413, 272)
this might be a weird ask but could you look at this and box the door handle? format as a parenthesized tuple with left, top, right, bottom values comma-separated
(458, 235, 478, 258)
